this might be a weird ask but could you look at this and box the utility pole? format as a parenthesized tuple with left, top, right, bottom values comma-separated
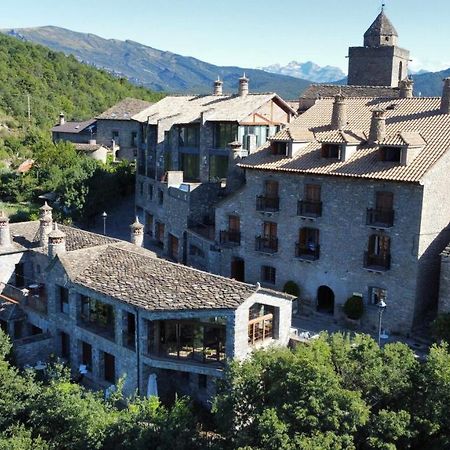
(27, 94, 31, 123)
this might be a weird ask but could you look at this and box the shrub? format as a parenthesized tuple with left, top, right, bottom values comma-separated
(432, 313, 450, 343)
(343, 295, 364, 320)
(283, 281, 300, 298)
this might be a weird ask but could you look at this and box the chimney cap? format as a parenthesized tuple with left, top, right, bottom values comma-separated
(40, 201, 52, 212)
(130, 216, 144, 230)
(48, 222, 65, 239)
(239, 72, 249, 81)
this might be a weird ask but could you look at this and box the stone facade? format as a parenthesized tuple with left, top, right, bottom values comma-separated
(439, 250, 450, 314)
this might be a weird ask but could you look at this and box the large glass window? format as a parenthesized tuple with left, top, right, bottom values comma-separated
(180, 153, 200, 181)
(209, 155, 228, 179)
(248, 303, 275, 345)
(214, 123, 238, 148)
(179, 125, 200, 148)
(80, 296, 115, 340)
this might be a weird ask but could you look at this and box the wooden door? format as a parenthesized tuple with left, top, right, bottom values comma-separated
(231, 258, 245, 282)
(263, 222, 277, 239)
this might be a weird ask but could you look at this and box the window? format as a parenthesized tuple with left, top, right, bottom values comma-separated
(155, 222, 165, 246)
(103, 352, 115, 384)
(112, 130, 119, 141)
(248, 303, 275, 344)
(263, 221, 277, 239)
(261, 265, 276, 284)
(321, 143, 341, 159)
(257, 180, 279, 211)
(147, 184, 153, 200)
(178, 125, 200, 148)
(369, 287, 387, 305)
(60, 331, 70, 359)
(14, 263, 25, 288)
(131, 131, 137, 147)
(80, 295, 115, 339)
(59, 286, 69, 314)
(229, 215, 240, 233)
(299, 184, 322, 217)
(158, 189, 164, 205)
(168, 234, 179, 261)
(271, 141, 288, 156)
(365, 234, 391, 270)
(81, 341, 92, 372)
(209, 155, 228, 180)
(180, 153, 200, 181)
(265, 180, 279, 198)
(189, 245, 205, 257)
(297, 227, 320, 260)
(380, 146, 401, 162)
(123, 312, 136, 350)
(145, 213, 154, 237)
(214, 123, 238, 148)
(198, 374, 207, 389)
(139, 182, 144, 196)
(256, 222, 278, 253)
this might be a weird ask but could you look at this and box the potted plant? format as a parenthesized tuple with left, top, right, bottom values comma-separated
(343, 295, 364, 326)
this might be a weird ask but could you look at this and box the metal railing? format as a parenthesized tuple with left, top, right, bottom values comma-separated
(364, 252, 391, 271)
(220, 230, 241, 246)
(297, 200, 323, 217)
(366, 208, 395, 228)
(256, 196, 280, 212)
(255, 236, 278, 253)
(295, 243, 320, 260)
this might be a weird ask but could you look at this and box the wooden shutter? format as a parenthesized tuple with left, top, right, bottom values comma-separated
(376, 191, 393, 210)
(265, 180, 278, 198)
(305, 184, 321, 202)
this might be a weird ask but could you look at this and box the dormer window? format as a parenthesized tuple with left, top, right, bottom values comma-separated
(380, 146, 401, 162)
(321, 143, 341, 159)
(271, 141, 289, 156)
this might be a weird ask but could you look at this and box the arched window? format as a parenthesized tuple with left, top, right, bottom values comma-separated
(398, 61, 403, 83)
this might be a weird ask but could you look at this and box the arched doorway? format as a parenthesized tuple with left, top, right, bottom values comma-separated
(317, 285, 335, 315)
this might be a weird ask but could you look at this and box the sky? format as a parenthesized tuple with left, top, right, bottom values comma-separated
(0, 0, 449, 73)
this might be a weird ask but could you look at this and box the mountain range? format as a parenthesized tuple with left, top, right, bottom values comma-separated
(2, 26, 310, 100)
(2, 26, 449, 99)
(260, 61, 346, 83)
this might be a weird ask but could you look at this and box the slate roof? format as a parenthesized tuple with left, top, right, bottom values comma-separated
(51, 118, 96, 134)
(74, 143, 106, 152)
(364, 11, 398, 40)
(442, 244, 450, 258)
(63, 244, 262, 312)
(132, 93, 297, 125)
(238, 96, 450, 183)
(6, 221, 117, 253)
(96, 98, 154, 121)
(300, 84, 399, 101)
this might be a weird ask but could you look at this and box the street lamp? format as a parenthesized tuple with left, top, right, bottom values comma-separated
(101, 211, 107, 236)
(377, 299, 387, 346)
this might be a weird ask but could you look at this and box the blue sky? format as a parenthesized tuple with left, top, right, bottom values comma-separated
(0, 0, 449, 72)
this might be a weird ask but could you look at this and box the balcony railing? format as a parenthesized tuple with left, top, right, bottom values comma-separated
(255, 236, 278, 253)
(366, 208, 395, 228)
(256, 196, 280, 212)
(78, 315, 116, 341)
(220, 230, 241, 246)
(295, 243, 320, 261)
(297, 200, 323, 218)
(122, 331, 136, 351)
(364, 252, 391, 271)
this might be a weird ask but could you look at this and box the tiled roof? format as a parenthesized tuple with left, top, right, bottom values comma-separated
(270, 128, 314, 142)
(132, 93, 296, 125)
(67, 244, 259, 312)
(6, 221, 117, 253)
(51, 118, 96, 133)
(442, 244, 450, 258)
(238, 97, 450, 183)
(315, 129, 367, 145)
(381, 132, 427, 147)
(96, 98, 154, 121)
(300, 85, 399, 101)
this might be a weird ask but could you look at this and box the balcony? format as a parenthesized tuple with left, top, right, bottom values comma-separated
(295, 243, 320, 261)
(122, 331, 136, 351)
(220, 230, 241, 246)
(1, 283, 47, 314)
(78, 315, 115, 341)
(297, 200, 322, 218)
(364, 252, 391, 271)
(256, 196, 280, 212)
(366, 208, 395, 228)
(255, 236, 278, 253)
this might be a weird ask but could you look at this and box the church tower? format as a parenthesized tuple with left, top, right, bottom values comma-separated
(347, 9, 410, 87)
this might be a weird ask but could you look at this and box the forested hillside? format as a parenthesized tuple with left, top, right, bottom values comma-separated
(0, 32, 163, 129)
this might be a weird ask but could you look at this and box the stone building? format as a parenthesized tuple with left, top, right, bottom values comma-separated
(207, 79, 450, 336)
(0, 206, 292, 404)
(133, 76, 296, 263)
(439, 245, 450, 314)
(96, 98, 154, 161)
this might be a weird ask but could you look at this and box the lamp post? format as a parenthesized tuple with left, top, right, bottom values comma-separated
(377, 299, 387, 346)
(101, 211, 107, 236)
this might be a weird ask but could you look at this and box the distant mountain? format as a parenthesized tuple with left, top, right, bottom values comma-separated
(260, 61, 346, 83)
(412, 68, 450, 97)
(2, 26, 311, 100)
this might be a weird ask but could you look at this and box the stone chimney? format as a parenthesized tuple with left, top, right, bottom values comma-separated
(130, 217, 144, 247)
(39, 202, 53, 247)
(59, 112, 65, 126)
(331, 94, 347, 130)
(369, 108, 387, 144)
(0, 211, 11, 248)
(214, 77, 223, 96)
(226, 141, 245, 193)
(238, 74, 249, 97)
(48, 223, 66, 259)
(440, 78, 450, 114)
(399, 78, 414, 98)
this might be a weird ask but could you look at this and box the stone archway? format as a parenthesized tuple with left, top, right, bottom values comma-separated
(317, 285, 335, 315)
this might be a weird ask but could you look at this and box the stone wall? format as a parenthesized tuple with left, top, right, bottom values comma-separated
(439, 255, 450, 313)
(215, 170, 424, 334)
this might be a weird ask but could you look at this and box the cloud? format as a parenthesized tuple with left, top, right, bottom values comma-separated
(409, 57, 450, 73)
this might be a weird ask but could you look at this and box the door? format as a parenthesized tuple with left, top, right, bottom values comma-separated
(15, 263, 25, 288)
(168, 234, 179, 261)
(265, 180, 279, 198)
(231, 258, 245, 282)
(263, 222, 277, 239)
(317, 285, 335, 315)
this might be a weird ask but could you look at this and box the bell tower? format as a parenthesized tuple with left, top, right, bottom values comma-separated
(347, 9, 410, 87)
